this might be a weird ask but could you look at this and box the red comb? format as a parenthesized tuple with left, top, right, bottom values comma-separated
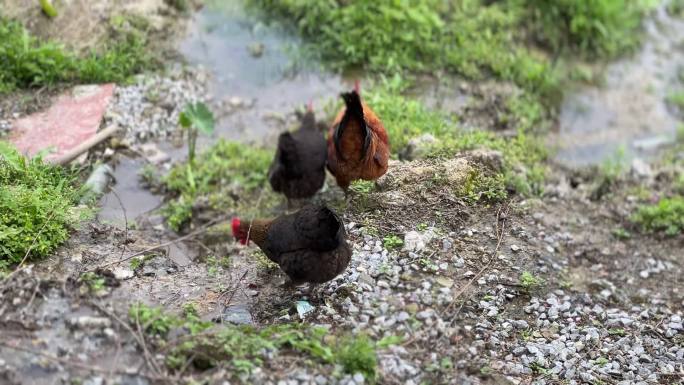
(354, 79, 360, 93)
(307, 100, 313, 112)
(231, 218, 247, 245)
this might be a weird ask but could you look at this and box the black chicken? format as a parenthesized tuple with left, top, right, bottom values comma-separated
(231, 204, 352, 289)
(268, 105, 327, 208)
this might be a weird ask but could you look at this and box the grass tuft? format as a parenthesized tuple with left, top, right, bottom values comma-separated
(0, 17, 155, 93)
(337, 335, 378, 382)
(0, 142, 82, 270)
(162, 140, 272, 231)
(631, 196, 684, 236)
(519, 271, 543, 291)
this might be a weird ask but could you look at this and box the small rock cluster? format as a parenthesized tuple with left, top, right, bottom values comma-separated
(104, 68, 209, 143)
(498, 293, 683, 384)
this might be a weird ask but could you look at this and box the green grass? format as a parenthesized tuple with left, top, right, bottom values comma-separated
(522, 0, 655, 59)
(612, 227, 632, 240)
(0, 16, 155, 93)
(337, 335, 378, 381)
(432, 129, 547, 196)
(246, 0, 556, 97)
(458, 169, 508, 203)
(364, 78, 547, 197)
(608, 328, 627, 336)
(667, 90, 684, 109)
(129, 303, 382, 381)
(248, 0, 653, 99)
(0, 142, 82, 270)
(631, 196, 684, 236)
(162, 140, 273, 231)
(667, 0, 684, 17)
(519, 271, 543, 291)
(78, 272, 106, 295)
(365, 76, 450, 152)
(382, 235, 404, 250)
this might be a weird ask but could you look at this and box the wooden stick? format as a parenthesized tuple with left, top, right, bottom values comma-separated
(50, 124, 120, 166)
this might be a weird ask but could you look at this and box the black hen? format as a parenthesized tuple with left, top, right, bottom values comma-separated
(231, 204, 352, 286)
(268, 108, 327, 206)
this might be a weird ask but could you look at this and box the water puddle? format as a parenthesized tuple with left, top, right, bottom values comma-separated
(97, 156, 162, 226)
(554, 4, 684, 166)
(178, 0, 346, 144)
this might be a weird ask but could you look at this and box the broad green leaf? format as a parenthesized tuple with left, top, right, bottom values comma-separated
(180, 102, 215, 134)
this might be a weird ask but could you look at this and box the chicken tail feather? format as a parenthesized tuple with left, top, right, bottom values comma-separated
(336, 90, 370, 161)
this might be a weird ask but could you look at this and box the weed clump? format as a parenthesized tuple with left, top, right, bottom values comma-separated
(631, 196, 684, 236)
(519, 271, 543, 291)
(383, 235, 404, 250)
(0, 142, 81, 269)
(0, 17, 155, 93)
(129, 303, 381, 379)
(162, 140, 272, 230)
(337, 335, 378, 382)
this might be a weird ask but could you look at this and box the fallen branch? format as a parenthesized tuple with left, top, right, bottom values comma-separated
(50, 124, 120, 166)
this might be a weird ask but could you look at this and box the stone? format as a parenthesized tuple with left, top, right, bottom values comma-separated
(67, 316, 112, 330)
(401, 133, 437, 160)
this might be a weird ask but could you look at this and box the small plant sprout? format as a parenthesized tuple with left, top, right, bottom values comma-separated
(383, 235, 403, 250)
(519, 271, 543, 291)
(612, 227, 631, 239)
(179, 101, 215, 164)
(79, 272, 106, 295)
(129, 256, 144, 271)
(350, 180, 374, 194)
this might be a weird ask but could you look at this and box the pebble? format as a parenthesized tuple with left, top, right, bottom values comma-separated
(105, 69, 207, 144)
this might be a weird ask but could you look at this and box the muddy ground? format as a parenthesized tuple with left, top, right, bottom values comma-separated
(1, 1, 684, 385)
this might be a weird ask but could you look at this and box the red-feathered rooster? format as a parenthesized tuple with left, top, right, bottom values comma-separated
(327, 81, 390, 193)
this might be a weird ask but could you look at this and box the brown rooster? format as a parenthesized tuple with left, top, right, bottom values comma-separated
(268, 103, 327, 208)
(327, 81, 390, 192)
(231, 204, 351, 288)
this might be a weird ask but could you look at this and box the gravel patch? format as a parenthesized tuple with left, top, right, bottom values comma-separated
(104, 67, 209, 144)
